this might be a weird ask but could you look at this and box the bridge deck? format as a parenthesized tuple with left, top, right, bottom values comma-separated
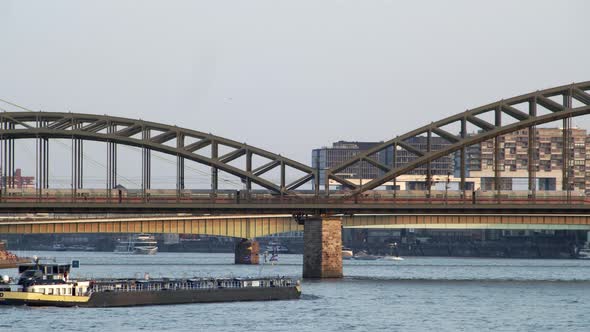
(1, 213, 589, 236)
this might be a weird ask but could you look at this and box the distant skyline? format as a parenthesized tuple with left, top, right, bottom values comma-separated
(1, 0, 589, 189)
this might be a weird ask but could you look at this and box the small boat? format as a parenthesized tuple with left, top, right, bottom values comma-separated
(382, 256, 404, 261)
(52, 244, 67, 252)
(265, 241, 289, 254)
(132, 234, 158, 255)
(342, 247, 354, 260)
(353, 250, 380, 260)
(383, 242, 403, 260)
(83, 246, 97, 252)
(115, 234, 158, 255)
(578, 248, 590, 259)
(0, 258, 301, 307)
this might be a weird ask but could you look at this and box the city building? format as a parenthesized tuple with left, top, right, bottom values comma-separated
(311, 141, 392, 187)
(313, 127, 590, 193)
(1, 168, 35, 189)
(312, 139, 468, 190)
(467, 127, 588, 192)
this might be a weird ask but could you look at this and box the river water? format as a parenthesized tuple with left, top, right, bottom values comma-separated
(1, 252, 589, 331)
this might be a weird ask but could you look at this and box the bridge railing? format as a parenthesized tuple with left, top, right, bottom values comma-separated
(0, 189, 588, 205)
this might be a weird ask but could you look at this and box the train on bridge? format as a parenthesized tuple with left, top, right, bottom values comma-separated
(0, 188, 587, 205)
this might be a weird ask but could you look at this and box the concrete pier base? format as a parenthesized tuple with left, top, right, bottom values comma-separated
(303, 216, 342, 278)
(234, 238, 259, 264)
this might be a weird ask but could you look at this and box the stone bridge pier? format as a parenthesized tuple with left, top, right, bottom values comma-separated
(303, 216, 343, 278)
(234, 238, 259, 265)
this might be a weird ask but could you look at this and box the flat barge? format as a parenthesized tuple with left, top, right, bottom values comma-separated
(0, 260, 300, 307)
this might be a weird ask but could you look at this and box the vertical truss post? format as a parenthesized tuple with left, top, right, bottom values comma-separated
(107, 125, 111, 200)
(460, 118, 467, 201)
(176, 133, 184, 199)
(211, 141, 218, 195)
(35, 136, 39, 199)
(528, 98, 537, 201)
(2, 121, 14, 195)
(8, 123, 15, 190)
(563, 91, 572, 202)
(176, 132, 184, 201)
(2, 121, 13, 192)
(494, 107, 502, 203)
(77, 137, 83, 190)
(177, 155, 184, 200)
(426, 130, 432, 201)
(70, 119, 75, 201)
(142, 127, 151, 200)
(36, 119, 49, 195)
(71, 120, 84, 201)
(392, 143, 397, 200)
(358, 159, 363, 195)
(37, 137, 48, 194)
(0, 120, 3, 200)
(34, 119, 39, 200)
(324, 170, 330, 197)
(246, 150, 252, 194)
(106, 123, 117, 202)
(313, 170, 319, 197)
(43, 137, 48, 189)
(3, 122, 7, 192)
(280, 160, 285, 198)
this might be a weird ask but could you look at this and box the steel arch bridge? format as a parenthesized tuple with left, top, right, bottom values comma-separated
(0, 113, 318, 195)
(326, 81, 590, 196)
(0, 81, 589, 211)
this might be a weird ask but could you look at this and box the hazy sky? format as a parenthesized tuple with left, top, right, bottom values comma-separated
(1, 0, 589, 189)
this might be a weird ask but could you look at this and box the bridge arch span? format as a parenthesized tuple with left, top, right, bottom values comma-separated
(328, 81, 590, 195)
(0, 112, 317, 194)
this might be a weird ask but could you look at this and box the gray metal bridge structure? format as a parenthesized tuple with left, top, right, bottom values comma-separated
(1, 82, 590, 212)
(2, 81, 590, 277)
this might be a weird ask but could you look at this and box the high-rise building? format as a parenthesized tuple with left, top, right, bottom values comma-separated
(311, 141, 392, 186)
(467, 128, 587, 192)
(311, 139, 456, 189)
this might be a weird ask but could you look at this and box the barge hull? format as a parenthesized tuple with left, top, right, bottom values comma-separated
(86, 286, 300, 307)
(0, 286, 300, 307)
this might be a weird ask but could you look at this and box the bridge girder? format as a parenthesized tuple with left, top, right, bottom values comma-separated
(1, 214, 589, 237)
(0, 113, 317, 194)
(327, 81, 590, 195)
(0, 215, 303, 238)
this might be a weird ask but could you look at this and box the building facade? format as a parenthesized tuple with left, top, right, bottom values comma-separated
(468, 128, 587, 192)
(311, 139, 457, 190)
(313, 127, 590, 193)
(1, 168, 35, 189)
(311, 141, 391, 186)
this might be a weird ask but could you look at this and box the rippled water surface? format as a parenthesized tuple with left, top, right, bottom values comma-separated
(2, 252, 589, 331)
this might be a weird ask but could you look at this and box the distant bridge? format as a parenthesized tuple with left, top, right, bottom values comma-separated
(1, 213, 589, 237)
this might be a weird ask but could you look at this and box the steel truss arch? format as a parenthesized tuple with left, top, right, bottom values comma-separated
(327, 81, 590, 195)
(0, 112, 317, 194)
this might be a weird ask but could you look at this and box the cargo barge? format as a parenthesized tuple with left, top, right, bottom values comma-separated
(0, 259, 300, 307)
